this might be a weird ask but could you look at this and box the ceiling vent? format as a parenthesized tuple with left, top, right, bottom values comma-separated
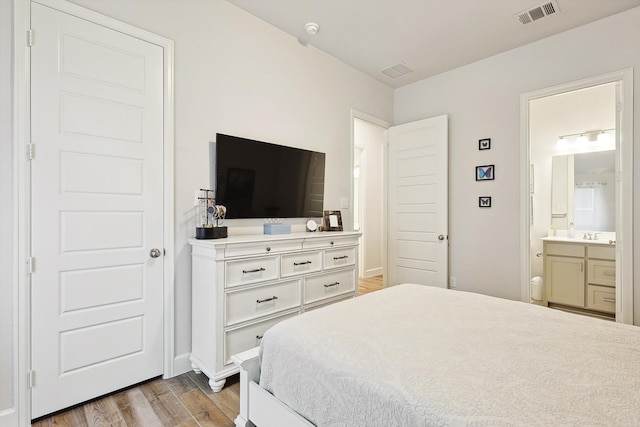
(516, 0, 559, 25)
(381, 62, 413, 79)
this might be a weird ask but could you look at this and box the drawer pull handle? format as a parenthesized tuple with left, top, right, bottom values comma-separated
(243, 267, 266, 274)
(603, 271, 616, 277)
(256, 335, 263, 340)
(333, 255, 348, 260)
(324, 282, 340, 288)
(294, 261, 312, 266)
(257, 296, 278, 304)
(603, 297, 615, 303)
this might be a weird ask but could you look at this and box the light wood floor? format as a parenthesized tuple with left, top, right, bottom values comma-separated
(32, 276, 383, 426)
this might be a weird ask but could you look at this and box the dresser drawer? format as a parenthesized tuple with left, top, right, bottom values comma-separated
(324, 247, 356, 270)
(586, 284, 615, 313)
(304, 294, 353, 312)
(302, 235, 359, 250)
(226, 256, 278, 288)
(587, 245, 615, 260)
(281, 251, 322, 277)
(224, 240, 302, 258)
(225, 279, 300, 326)
(588, 260, 616, 287)
(224, 311, 298, 366)
(304, 268, 356, 304)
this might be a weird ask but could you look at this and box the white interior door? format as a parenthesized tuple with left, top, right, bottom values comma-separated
(387, 115, 448, 287)
(30, 3, 164, 418)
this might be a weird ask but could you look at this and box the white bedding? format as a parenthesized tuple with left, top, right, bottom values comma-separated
(259, 284, 640, 426)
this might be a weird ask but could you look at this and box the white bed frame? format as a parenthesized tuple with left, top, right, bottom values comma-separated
(232, 347, 313, 427)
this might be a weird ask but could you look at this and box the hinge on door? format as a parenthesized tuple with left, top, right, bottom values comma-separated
(26, 29, 33, 47)
(27, 257, 35, 275)
(28, 370, 35, 389)
(26, 143, 34, 160)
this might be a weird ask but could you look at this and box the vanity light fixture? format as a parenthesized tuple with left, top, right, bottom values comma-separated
(597, 131, 610, 144)
(577, 134, 588, 145)
(556, 136, 568, 150)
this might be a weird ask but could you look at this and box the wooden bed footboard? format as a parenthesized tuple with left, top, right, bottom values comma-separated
(232, 347, 314, 427)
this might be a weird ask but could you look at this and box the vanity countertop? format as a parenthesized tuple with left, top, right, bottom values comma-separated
(542, 236, 615, 245)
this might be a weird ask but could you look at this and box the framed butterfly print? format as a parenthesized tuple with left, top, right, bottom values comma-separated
(475, 165, 494, 181)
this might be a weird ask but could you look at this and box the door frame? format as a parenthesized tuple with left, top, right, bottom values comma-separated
(13, 0, 175, 423)
(350, 110, 390, 284)
(519, 69, 633, 324)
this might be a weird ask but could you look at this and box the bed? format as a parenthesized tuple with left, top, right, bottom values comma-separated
(232, 283, 640, 426)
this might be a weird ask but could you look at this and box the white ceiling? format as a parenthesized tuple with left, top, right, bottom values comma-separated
(227, 0, 640, 88)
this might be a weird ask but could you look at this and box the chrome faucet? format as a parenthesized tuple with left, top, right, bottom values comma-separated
(583, 232, 593, 240)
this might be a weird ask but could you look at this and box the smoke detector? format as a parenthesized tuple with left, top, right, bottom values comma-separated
(515, 0, 560, 25)
(304, 22, 319, 35)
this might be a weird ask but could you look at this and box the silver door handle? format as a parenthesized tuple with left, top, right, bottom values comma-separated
(150, 248, 162, 258)
(438, 235, 445, 241)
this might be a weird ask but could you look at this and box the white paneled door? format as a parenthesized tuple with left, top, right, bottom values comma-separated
(30, 3, 164, 418)
(387, 115, 448, 287)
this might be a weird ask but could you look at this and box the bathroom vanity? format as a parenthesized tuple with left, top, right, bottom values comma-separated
(542, 236, 615, 318)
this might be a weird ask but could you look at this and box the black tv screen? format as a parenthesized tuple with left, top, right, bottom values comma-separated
(213, 133, 326, 219)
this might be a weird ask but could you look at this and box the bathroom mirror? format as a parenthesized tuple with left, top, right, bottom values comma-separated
(551, 150, 615, 231)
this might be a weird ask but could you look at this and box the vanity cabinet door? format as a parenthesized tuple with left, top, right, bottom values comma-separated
(545, 255, 585, 307)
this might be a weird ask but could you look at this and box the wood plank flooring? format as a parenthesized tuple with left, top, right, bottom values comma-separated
(32, 276, 383, 426)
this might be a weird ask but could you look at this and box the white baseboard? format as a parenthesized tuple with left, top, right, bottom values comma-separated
(364, 267, 382, 278)
(171, 352, 193, 377)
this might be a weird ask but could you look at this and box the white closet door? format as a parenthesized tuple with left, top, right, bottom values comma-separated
(387, 115, 448, 287)
(30, 3, 165, 418)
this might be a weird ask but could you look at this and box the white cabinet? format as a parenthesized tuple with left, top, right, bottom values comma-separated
(189, 231, 360, 391)
(543, 239, 615, 316)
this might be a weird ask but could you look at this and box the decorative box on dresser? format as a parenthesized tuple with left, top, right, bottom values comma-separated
(189, 231, 361, 391)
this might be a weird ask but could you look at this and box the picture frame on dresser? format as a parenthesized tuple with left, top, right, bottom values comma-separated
(323, 210, 343, 231)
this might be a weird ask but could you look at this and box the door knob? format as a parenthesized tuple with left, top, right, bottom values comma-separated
(150, 248, 162, 258)
(438, 235, 445, 241)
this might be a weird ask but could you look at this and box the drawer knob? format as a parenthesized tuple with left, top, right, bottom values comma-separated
(256, 335, 263, 340)
(243, 267, 266, 274)
(266, 246, 271, 252)
(330, 241, 334, 246)
(333, 255, 348, 260)
(256, 296, 278, 304)
(324, 282, 340, 288)
(293, 260, 312, 266)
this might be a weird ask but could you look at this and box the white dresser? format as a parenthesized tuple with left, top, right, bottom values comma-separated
(189, 231, 361, 391)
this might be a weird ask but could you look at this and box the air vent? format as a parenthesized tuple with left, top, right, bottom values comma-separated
(381, 62, 413, 79)
(516, 0, 559, 25)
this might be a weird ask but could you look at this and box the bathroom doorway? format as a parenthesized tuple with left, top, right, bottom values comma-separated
(352, 112, 388, 281)
(520, 70, 633, 324)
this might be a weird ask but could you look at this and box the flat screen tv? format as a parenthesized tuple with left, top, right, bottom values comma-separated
(212, 133, 326, 219)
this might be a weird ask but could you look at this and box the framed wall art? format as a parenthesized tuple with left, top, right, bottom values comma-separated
(475, 165, 494, 181)
(479, 196, 492, 208)
(479, 138, 491, 150)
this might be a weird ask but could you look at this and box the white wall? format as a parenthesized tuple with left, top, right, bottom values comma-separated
(395, 6, 640, 325)
(529, 84, 616, 278)
(354, 118, 385, 278)
(0, 0, 16, 424)
(65, 0, 394, 371)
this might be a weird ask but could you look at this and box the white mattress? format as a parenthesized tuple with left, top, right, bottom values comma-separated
(259, 284, 640, 426)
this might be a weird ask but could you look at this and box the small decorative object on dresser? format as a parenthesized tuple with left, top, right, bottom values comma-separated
(189, 231, 360, 392)
(322, 210, 343, 231)
(195, 189, 227, 239)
